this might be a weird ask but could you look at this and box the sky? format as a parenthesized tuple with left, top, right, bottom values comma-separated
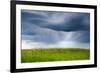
(21, 10, 90, 49)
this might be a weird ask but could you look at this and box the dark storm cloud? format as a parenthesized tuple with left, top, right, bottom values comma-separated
(21, 10, 90, 44)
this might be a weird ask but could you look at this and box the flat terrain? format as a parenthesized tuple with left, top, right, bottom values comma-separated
(21, 48, 90, 63)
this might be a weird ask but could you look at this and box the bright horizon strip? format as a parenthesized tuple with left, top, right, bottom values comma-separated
(22, 40, 90, 49)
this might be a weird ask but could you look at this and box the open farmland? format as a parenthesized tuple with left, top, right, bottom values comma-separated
(21, 48, 90, 63)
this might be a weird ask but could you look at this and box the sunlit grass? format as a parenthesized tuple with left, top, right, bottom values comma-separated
(21, 48, 90, 63)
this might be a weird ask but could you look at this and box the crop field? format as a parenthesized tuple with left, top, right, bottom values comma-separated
(21, 48, 90, 63)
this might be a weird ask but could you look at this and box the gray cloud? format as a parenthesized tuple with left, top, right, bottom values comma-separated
(21, 10, 90, 48)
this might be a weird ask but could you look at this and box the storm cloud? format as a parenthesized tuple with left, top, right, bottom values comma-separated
(21, 10, 90, 49)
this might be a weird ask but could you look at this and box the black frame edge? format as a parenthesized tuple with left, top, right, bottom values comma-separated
(10, 1, 16, 73)
(15, 64, 96, 72)
(15, 0, 97, 9)
(94, 6, 97, 67)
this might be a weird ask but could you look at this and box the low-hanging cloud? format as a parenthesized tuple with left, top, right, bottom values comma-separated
(21, 10, 90, 48)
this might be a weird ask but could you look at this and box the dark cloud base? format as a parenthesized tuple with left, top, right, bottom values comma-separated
(21, 10, 90, 48)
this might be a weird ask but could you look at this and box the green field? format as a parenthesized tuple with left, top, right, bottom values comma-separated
(21, 48, 90, 63)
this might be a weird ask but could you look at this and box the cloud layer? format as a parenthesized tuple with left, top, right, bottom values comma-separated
(21, 10, 90, 49)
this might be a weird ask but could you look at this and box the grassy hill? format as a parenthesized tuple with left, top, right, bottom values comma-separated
(21, 48, 90, 63)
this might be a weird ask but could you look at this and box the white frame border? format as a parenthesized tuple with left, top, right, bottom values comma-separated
(16, 4, 95, 69)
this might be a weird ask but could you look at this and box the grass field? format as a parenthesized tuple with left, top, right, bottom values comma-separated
(21, 48, 90, 63)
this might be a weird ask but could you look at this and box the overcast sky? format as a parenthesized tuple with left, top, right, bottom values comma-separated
(21, 10, 90, 49)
